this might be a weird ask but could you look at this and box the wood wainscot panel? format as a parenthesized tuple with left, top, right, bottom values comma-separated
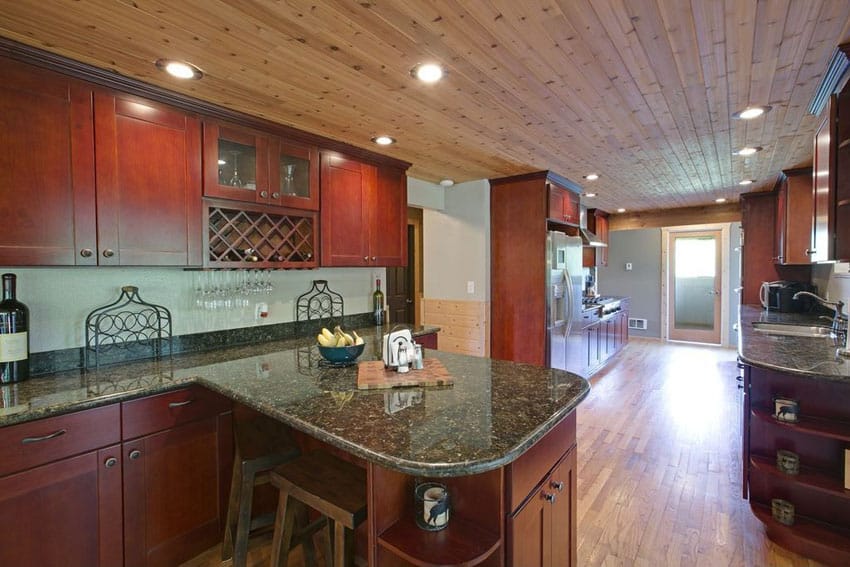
(422, 299, 489, 357)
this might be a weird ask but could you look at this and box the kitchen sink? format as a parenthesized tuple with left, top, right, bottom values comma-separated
(751, 322, 834, 337)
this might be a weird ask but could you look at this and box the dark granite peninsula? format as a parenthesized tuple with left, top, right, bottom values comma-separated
(738, 305, 850, 566)
(0, 324, 589, 567)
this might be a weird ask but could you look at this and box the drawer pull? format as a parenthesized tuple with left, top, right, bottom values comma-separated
(104, 457, 118, 468)
(168, 399, 195, 409)
(542, 492, 556, 503)
(550, 480, 564, 492)
(129, 450, 142, 460)
(21, 429, 67, 445)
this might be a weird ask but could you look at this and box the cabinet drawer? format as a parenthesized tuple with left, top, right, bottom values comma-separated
(506, 410, 576, 513)
(122, 386, 231, 440)
(0, 404, 120, 477)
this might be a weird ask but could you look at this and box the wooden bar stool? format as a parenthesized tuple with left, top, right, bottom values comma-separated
(222, 411, 301, 567)
(269, 451, 367, 567)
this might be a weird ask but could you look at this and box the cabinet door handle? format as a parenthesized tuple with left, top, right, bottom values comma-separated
(542, 492, 557, 503)
(129, 449, 142, 460)
(371, 256, 377, 261)
(102, 249, 115, 258)
(550, 480, 564, 492)
(104, 457, 118, 468)
(805, 248, 817, 255)
(80, 248, 93, 258)
(363, 256, 369, 262)
(168, 398, 195, 408)
(21, 428, 67, 444)
(272, 192, 280, 199)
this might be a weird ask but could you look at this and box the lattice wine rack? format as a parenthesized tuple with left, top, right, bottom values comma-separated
(205, 201, 318, 268)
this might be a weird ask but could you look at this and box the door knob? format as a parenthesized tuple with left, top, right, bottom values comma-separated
(129, 449, 142, 460)
(104, 457, 118, 468)
(102, 249, 115, 258)
(80, 248, 93, 258)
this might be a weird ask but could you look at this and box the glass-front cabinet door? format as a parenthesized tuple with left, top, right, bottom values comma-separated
(203, 121, 268, 203)
(270, 138, 319, 210)
(203, 120, 318, 210)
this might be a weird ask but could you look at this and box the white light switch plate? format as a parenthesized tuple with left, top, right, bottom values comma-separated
(467, 281, 475, 294)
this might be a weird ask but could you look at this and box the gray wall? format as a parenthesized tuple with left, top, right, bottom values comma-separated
(598, 229, 663, 338)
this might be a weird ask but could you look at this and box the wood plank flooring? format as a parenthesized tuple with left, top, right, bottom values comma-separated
(183, 339, 824, 567)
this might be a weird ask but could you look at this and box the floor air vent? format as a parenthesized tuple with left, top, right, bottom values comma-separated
(628, 318, 647, 330)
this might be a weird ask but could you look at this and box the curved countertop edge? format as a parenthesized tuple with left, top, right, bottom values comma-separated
(198, 376, 590, 478)
(737, 305, 850, 382)
(0, 324, 592, 478)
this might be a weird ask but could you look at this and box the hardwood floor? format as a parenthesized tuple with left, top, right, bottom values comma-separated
(184, 339, 824, 567)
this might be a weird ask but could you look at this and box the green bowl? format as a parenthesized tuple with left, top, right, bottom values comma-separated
(318, 343, 365, 364)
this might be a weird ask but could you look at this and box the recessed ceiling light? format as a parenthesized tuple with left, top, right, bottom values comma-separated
(155, 59, 203, 80)
(616, 208, 626, 213)
(439, 179, 455, 187)
(411, 63, 445, 83)
(732, 106, 771, 120)
(583, 173, 600, 181)
(715, 198, 727, 203)
(734, 146, 763, 156)
(371, 135, 396, 146)
(738, 179, 755, 186)
(583, 192, 597, 198)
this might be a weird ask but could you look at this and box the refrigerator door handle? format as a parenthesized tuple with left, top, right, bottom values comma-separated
(563, 266, 574, 337)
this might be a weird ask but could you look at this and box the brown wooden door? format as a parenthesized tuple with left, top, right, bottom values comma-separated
(668, 229, 722, 344)
(94, 92, 202, 265)
(0, 446, 123, 567)
(123, 412, 233, 567)
(776, 169, 814, 265)
(320, 152, 372, 266)
(595, 213, 609, 267)
(509, 484, 550, 567)
(370, 166, 407, 266)
(550, 449, 577, 567)
(202, 121, 269, 204)
(0, 57, 97, 266)
(386, 226, 414, 324)
(834, 89, 850, 261)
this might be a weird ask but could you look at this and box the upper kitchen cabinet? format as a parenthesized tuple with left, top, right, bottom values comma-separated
(833, 88, 850, 261)
(320, 152, 407, 267)
(548, 180, 580, 225)
(812, 99, 836, 263)
(0, 56, 202, 266)
(582, 208, 609, 267)
(203, 120, 319, 211)
(773, 167, 814, 265)
(0, 57, 96, 265)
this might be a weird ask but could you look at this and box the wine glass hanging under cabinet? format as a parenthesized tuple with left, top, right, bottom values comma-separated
(203, 120, 319, 211)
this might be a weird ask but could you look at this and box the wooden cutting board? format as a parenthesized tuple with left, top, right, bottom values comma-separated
(356, 359, 454, 390)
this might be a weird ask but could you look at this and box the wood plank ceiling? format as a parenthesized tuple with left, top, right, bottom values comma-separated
(2, 1, 849, 212)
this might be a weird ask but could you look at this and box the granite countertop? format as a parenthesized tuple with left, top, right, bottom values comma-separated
(738, 305, 850, 381)
(0, 324, 590, 477)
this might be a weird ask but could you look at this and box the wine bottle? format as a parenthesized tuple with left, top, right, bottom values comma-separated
(373, 278, 384, 325)
(0, 273, 29, 383)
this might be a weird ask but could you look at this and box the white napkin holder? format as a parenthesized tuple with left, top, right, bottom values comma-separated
(383, 328, 414, 369)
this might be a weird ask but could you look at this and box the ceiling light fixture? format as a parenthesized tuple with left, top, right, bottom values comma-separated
(583, 192, 597, 198)
(738, 179, 755, 186)
(617, 208, 626, 213)
(411, 63, 445, 83)
(439, 179, 455, 187)
(583, 173, 600, 181)
(732, 106, 771, 120)
(734, 146, 763, 156)
(371, 135, 396, 146)
(155, 59, 203, 80)
(715, 198, 727, 203)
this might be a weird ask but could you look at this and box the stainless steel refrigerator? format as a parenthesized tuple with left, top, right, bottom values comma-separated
(546, 231, 584, 374)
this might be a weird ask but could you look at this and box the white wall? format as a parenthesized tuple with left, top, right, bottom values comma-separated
(408, 177, 445, 210)
(422, 179, 490, 302)
(13, 267, 380, 353)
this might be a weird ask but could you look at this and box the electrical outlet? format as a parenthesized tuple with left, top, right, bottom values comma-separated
(467, 281, 475, 294)
(625, 262, 633, 271)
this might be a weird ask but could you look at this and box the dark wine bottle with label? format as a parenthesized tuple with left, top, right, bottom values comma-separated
(0, 273, 29, 383)
(373, 278, 384, 325)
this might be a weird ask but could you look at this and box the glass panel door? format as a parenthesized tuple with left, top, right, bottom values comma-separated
(202, 121, 268, 203)
(669, 230, 722, 344)
(272, 139, 319, 210)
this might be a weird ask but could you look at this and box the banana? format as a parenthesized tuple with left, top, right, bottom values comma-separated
(352, 331, 364, 345)
(343, 332, 355, 345)
(317, 333, 333, 347)
(336, 335, 348, 347)
(321, 327, 334, 341)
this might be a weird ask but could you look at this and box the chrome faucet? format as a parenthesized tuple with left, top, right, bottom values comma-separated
(793, 291, 849, 352)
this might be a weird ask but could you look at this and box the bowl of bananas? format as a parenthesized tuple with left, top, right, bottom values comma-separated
(316, 325, 365, 364)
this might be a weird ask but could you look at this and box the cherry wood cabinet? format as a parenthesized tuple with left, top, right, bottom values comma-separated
(548, 182, 580, 225)
(320, 152, 407, 267)
(122, 386, 233, 567)
(773, 168, 814, 265)
(742, 365, 850, 565)
(834, 88, 850, 261)
(202, 120, 319, 211)
(0, 405, 123, 567)
(0, 55, 202, 266)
